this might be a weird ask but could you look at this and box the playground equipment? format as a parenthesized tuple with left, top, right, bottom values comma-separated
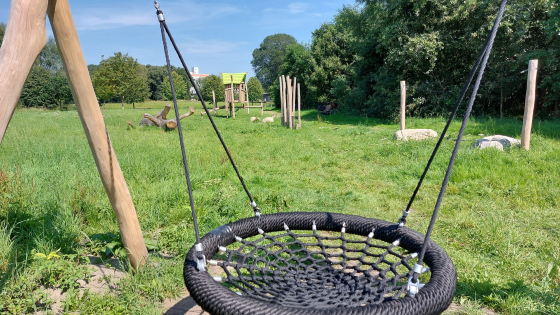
(153, 0, 509, 313)
(0, 0, 147, 269)
(221, 73, 247, 118)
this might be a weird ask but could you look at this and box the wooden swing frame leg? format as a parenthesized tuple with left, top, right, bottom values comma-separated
(0, 0, 148, 270)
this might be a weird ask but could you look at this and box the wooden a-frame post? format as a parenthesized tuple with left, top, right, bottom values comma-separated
(0, 0, 148, 270)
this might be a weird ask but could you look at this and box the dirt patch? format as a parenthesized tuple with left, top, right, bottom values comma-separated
(40, 257, 126, 314)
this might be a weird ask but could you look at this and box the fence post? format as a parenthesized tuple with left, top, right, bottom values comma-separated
(521, 59, 538, 150)
(400, 81, 406, 131)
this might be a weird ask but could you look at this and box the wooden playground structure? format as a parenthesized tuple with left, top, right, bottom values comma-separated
(0, 0, 147, 269)
(201, 73, 264, 118)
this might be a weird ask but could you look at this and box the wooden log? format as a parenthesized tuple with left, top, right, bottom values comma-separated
(297, 83, 301, 130)
(47, 0, 147, 269)
(521, 59, 538, 150)
(142, 106, 194, 130)
(155, 103, 172, 119)
(400, 81, 406, 131)
(0, 0, 49, 144)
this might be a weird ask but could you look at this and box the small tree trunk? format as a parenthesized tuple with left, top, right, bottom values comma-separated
(133, 102, 135, 109)
(121, 96, 124, 109)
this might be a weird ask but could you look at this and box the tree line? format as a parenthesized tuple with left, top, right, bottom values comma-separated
(252, 0, 559, 119)
(0, 25, 263, 110)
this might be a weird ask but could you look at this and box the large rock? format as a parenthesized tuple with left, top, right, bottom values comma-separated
(394, 129, 438, 141)
(471, 135, 520, 151)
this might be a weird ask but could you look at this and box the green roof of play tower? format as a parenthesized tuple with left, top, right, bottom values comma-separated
(222, 73, 247, 85)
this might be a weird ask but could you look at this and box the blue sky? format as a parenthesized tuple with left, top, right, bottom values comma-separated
(1, 0, 355, 78)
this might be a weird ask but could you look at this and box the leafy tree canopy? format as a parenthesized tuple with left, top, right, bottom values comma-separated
(247, 77, 264, 104)
(251, 34, 297, 92)
(146, 65, 168, 100)
(35, 37, 63, 75)
(91, 52, 149, 108)
(200, 74, 225, 103)
(0, 22, 5, 47)
(162, 71, 187, 101)
(20, 66, 51, 108)
(44, 75, 73, 110)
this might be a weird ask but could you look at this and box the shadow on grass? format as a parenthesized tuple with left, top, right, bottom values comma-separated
(457, 278, 560, 314)
(465, 117, 560, 140)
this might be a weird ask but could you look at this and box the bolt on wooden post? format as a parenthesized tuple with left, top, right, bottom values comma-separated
(521, 59, 538, 150)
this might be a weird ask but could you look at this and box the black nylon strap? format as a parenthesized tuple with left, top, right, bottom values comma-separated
(158, 16, 202, 244)
(154, 7, 260, 219)
(413, 0, 509, 282)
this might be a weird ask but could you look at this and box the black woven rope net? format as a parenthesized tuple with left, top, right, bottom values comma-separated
(185, 212, 456, 315)
(213, 225, 420, 308)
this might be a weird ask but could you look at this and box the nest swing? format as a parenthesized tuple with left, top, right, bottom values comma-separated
(152, 0, 509, 314)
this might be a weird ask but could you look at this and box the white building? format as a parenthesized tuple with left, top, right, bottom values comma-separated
(189, 67, 209, 96)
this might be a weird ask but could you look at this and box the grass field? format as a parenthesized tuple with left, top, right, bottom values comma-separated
(0, 101, 559, 314)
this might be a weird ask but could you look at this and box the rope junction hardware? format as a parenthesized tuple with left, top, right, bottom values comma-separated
(154, 0, 508, 313)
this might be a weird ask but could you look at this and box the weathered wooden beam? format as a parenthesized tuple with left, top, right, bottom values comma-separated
(47, 0, 147, 269)
(0, 0, 49, 143)
(521, 60, 538, 150)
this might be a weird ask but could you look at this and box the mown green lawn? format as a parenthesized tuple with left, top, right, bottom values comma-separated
(0, 101, 559, 314)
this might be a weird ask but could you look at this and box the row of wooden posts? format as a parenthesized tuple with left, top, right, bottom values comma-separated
(398, 59, 539, 150)
(279, 75, 301, 129)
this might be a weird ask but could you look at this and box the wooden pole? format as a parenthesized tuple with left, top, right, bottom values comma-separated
(297, 83, 301, 130)
(230, 75, 235, 118)
(260, 102, 263, 116)
(400, 80, 406, 131)
(292, 77, 297, 128)
(47, 0, 148, 269)
(280, 76, 285, 126)
(0, 0, 49, 143)
(212, 90, 216, 109)
(521, 59, 538, 150)
(287, 76, 292, 129)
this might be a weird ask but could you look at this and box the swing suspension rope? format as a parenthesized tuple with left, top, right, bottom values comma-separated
(154, 0, 261, 270)
(154, 0, 508, 302)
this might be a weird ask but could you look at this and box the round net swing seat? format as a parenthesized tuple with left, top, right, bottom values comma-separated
(184, 212, 456, 315)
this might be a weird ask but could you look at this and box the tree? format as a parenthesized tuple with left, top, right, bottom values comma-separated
(44, 74, 72, 110)
(127, 64, 150, 108)
(175, 67, 193, 96)
(251, 34, 297, 92)
(200, 74, 224, 103)
(276, 43, 314, 108)
(20, 66, 51, 107)
(35, 37, 63, 75)
(92, 68, 116, 107)
(146, 65, 168, 100)
(91, 52, 149, 109)
(247, 77, 263, 105)
(0, 22, 5, 47)
(162, 71, 187, 101)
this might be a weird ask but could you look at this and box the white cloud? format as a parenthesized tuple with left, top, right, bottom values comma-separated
(72, 1, 241, 30)
(288, 3, 308, 14)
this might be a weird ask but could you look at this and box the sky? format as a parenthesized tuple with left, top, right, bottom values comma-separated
(0, 0, 356, 78)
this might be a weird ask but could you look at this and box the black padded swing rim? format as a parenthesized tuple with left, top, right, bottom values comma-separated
(184, 212, 456, 315)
